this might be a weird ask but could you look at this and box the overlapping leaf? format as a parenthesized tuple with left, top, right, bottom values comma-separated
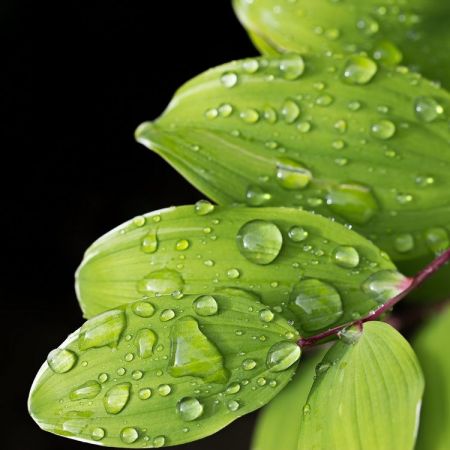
(135, 54, 450, 277)
(414, 306, 450, 450)
(233, 0, 450, 88)
(29, 289, 301, 447)
(298, 322, 424, 450)
(76, 205, 406, 336)
(251, 350, 325, 450)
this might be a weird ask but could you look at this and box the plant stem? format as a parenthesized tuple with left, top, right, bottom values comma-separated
(298, 248, 450, 348)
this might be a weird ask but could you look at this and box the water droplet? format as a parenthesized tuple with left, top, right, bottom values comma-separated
(195, 200, 215, 216)
(371, 120, 396, 140)
(158, 384, 172, 396)
(333, 246, 360, 268)
(237, 220, 283, 265)
(169, 316, 229, 384)
(153, 436, 166, 447)
(92, 427, 105, 441)
(415, 175, 435, 187)
(315, 362, 331, 375)
(362, 270, 409, 303)
(316, 94, 334, 106)
(297, 121, 312, 133)
(103, 383, 131, 414)
(425, 228, 449, 254)
(70, 380, 101, 401)
(227, 400, 240, 411)
(141, 230, 158, 253)
(276, 159, 312, 190)
(303, 404, 311, 415)
(288, 226, 308, 242)
(394, 233, 415, 253)
(347, 100, 362, 111)
(372, 40, 403, 66)
(177, 397, 204, 421)
(98, 373, 108, 383)
(257, 377, 267, 386)
(218, 103, 233, 117)
(243, 59, 259, 73)
(132, 300, 155, 318)
(205, 108, 218, 120)
(220, 71, 238, 88)
(242, 359, 257, 370)
(246, 185, 272, 206)
(117, 367, 126, 376)
(279, 54, 305, 80)
(414, 97, 444, 122)
(281, 99, 300, 123)
(133, 215, 146, 227)
(79, 310, 126, 350)
(47, 348, 77, 373)
(226, 382, 241, 394)
(134, 328, 157, 359)
(343, 55, 377, 85)
(121, 427, 139, 444)
(204, 259, 215, 267)
(227, 268, 241, 279)
(137, 269, 184, 296)
(176, 239, 190, 251)
(240, 108, 260, 123)
(160, 309, 176, 322)
(334, 119, 347, 134)
(396, 193, 413, 205)
(326, 183, 378, 225)
(193, 295, 218, 316)
(263, 106, 278, 123)
(259, 309, 274, 323)
(266, 341, 301, 372)
(332, 139, 345, 150)
(338, 324, 363, 345)
(289, 279, 343, 331)
(139, 388, 152, 400)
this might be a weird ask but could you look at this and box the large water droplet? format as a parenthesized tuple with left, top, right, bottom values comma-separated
(281, 99, 300, 123)
(169, 316, 229, 384)
(141, 230, 158, 254)
(195, 200, 215, 216)
(70, 380, 101, 401)
(333, 246, 360, 268)
(276, 159, 312, 190)
(177, 397, 204, 421)
(236, 220, 283, 265)
(266, 341, 301, 372)
(279, 54, 305, 80)
(246, 185, 271, 206)
(343, 55, 378, 85)
(220, 71, 238, 88)
(135, 328, 157, 358)
(414, 97, 444, 122)
(326, 183, 378, 225)
(120, 427, 139, 444)
(132, 300, 155, 318)
(79, 310, 126, 350)
(47, 348, 77, 373)
(362, 270, 409, 304)
(193, 295, 218, 316)
(137, 269, 184, 296)
(371, 120, 396, 140)
(425, 227, 449, 254)
(289, 279, 343, 331)
(288, 226, 308, 242)
(103, 383, 131, 414)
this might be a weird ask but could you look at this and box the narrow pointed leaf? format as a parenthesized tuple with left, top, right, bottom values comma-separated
(414, 306, 450, 450)
(233, 0, 450, 88)
(298, 322, 424, 450)
(135, 54, 450, 271)
(76, 205, 404, 335)
(29, 290, 301, 447)
(251, 350, 325, 450)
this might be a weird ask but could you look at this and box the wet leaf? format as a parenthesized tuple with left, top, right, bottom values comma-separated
(135, 54, 450, 271)
(76, 205, 404, 335)
(251, 350, 325, 450)
(29, 290, 301, 448)
(414, 306, 450, 450)
(233, 0, 450, 88)
(298, 322, 424, 450)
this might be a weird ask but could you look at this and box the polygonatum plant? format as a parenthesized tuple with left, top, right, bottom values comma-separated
(29, 2, 450, 450)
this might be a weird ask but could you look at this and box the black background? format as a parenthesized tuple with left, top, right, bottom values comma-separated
(4, 1, 259, 449)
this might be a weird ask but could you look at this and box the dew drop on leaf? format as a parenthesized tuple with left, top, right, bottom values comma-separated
(137, 269, 184, 296)
(135, 329, 157, 358)
(177, 397, 204, 422)
(424, 227, 449, 254)
(288, 226, 309, 242)
(120, 427, 139, 444)
(220, 71, 238, 88)
(69, 380, 101, 401)
(414, 96, 444, 122)
(362, 270, 409, 303)
(281, 99, 301, 123)
(132, 300, 155, 318)
(193, 295, 219, 316)
(370, 119, 396, 140)
(47, 348, 77, 374)
(103, 383, 131, 415)
(372, 40, 403, 65)
(394, 233, 415, 253)
(266, 341, 301, 372)
(279, 53, 305, 80)
(276, 159, 312, 190)
(246, 185, 272, 206)
(333, 246, 360, 268)
(342, 55, 378, 85)
(91, 427, 105, 441)
(141, 230, 158, 254)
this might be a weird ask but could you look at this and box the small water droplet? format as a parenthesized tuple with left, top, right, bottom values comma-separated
(333, 246, 360, 268)
(279, 53, 305, 80)
(276, 159, 312, 190)
(160, 309, 176, 322)
(415, 175, 434, 187)
(218, 103, 233, 117)
(103, 383, 131, 414)
(237, 220, 283, 265)
(240, 108, 260, 123)
(315, 362, 331, 375)
(396, 193, 413, 205)
(242, 59, 260, 73)
(47, 348, 77, 373)
(98, 373, 108, 384)
(343, 55, 378, 84)
(92, 427, 105, 441)
(425, 228, 449, 255)
(242, 359, 257, 370)
(70, 380, 101, 401)
(227, 400, 240, 411)
(226, 382, 241, 394)
(303, 403, 311, 415)
(362, 270, 409, 303)
(316, 94, 334, 106)
(356, 16, 379, 35)
(334, 119, 347, 134)
(372, 40, 403, 66)
(220, 71, 238, 88)
(135, 328, 157, 358)
(177, 397, 204, 421)
(281, 99, 300, 123)
(347, 100, 362, 111)
(289, 279, 343, 331)
(259, 309, 274, 323)
(176, 239, 190, 251)
(338, 324, 363, 345)
(141, 230, 158, 254)
(195, 200, 215, 216)
(121, 427, 139, 444)
(266, 341, 301, 372)
(153, 436, 166, 447)
(193, 295, 219, 316)
(414, 97, 444, 122)
(132, 300, 155, 318)
(246, 185, 272, 206)
(297, 121, 312, 133)
(137, 269, 184, 296)
(158, 384, 172, 396)
(139, 388, 152, 400)
(371, 120, 396, 140)
(288, 226, 308, 242)
(132, 370, 144, 380)
(263, 106, 278, 123)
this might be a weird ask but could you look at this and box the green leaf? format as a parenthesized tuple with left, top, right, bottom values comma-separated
(135, 54, 450, 269)
(414, 306, 450, 450)
(29, 289, 301, 448)
(298, 322, 424, 450)
(76, 205, 404, 336)
(251, 350, 325, 450)
(233, 0, 450, 89)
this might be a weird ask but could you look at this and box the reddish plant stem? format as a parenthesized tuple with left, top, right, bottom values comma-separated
(298, 248, 450, 348)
